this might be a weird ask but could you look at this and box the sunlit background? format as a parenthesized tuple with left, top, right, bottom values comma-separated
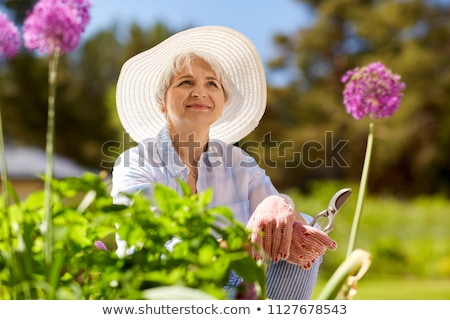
(1, 0, 449, 299)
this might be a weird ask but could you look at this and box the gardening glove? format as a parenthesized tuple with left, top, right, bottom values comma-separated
(278, 194, 308, 225)
(286, 221, 337, 269)
(247, 194, 303, 262)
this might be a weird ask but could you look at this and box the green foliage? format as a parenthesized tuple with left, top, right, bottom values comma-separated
(0, 173, 265, 299)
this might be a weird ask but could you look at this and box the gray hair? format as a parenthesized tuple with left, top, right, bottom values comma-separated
(155, 50, 231, 106)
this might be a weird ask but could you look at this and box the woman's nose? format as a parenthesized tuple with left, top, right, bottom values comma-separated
(191, 85, 205, 97)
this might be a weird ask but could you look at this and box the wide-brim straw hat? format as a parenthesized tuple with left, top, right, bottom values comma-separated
(116, 25, 267, 144)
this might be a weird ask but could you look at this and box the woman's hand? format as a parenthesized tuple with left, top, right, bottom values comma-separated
(246, 195, 304, 261)
(246, 194, 337, 268)
(287, 222, 337, 269)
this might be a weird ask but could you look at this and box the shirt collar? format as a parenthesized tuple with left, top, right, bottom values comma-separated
(155, 126, 186, 177)
(155, 126, 227, 175)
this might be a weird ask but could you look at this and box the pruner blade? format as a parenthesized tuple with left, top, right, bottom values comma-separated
(309, 188, 352, 233)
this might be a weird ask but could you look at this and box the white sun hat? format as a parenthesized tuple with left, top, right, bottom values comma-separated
(116, 25, 267, 144)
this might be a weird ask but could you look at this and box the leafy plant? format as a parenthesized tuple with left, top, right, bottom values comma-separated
(0, 172, 266, 299)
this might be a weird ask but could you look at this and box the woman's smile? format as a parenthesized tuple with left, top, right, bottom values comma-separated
(186, 102, 211, 110)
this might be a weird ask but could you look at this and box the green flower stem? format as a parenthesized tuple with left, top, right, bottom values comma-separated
(0, 103, 8, 209)
(0, 102, 15, 299)
(346, 119, 374, 257)
(43, 47, 60, 268)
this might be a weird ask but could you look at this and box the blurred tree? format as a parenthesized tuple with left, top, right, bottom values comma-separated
(253, 0, 450, 197)
(1, 1, 449, 197)
(66, 22, 173, 170)
(1, 0, 35, 23)
(1, 16, 175, 170)
(99, 22, 174, 170)
(2, 31, 123, 170)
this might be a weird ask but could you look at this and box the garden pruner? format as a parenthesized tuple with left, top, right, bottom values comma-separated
(309, 188, 352, 233)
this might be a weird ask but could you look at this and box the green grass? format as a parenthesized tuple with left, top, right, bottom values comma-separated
(312, 277, 450, 300)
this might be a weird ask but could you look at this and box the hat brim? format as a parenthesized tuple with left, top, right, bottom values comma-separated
(116, 25, 267, 144)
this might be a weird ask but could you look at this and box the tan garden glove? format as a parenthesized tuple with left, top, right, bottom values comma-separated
(247, 194, 337, 269)
(286, 221, 337, 269)
(246, 194, 305, 262)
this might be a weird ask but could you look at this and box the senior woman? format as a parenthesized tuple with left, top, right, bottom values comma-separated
(111, 25, 336, 299)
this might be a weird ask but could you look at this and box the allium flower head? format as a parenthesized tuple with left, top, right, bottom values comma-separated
(0, 12, 20, 60)
(23, 0, 91, 55)
(341, 61, 406, 120)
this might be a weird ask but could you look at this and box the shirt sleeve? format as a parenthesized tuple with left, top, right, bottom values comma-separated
(110, 147, 156, 205)
(235, 149, 279, 214)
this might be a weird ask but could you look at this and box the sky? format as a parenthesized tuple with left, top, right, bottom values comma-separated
(83, 0, 316, 85)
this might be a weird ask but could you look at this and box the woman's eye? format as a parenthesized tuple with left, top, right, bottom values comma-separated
(178, 79, 192, 87)
(208, 81, 219, 87)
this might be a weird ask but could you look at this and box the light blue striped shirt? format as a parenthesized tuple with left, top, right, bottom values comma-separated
(111, 127, 321, 299)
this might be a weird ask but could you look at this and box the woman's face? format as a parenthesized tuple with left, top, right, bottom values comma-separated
(161, 58, 226, 133)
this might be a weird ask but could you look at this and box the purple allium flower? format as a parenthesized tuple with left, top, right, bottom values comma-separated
(0, 12, 20, 60)
(94, 240, 108, 251)
(23, 0, 91, 55)
(341, 61, 406, 120)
